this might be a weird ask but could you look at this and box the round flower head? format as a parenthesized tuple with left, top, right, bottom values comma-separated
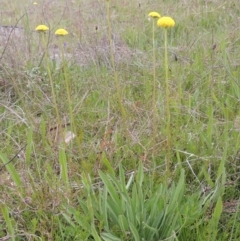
(33, 2, 37, 4)
(148, 12, 161, 19)
(157, 17, 175, 28)
(55, 28, 68, 36)
(35, 25, 49, 32)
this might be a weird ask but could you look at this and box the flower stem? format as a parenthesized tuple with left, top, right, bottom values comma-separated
(42, 33, 62, 139)
(152, 19, 158, 151)
(164, 29, 171, 173)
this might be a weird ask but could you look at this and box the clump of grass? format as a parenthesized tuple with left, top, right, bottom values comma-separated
(62, 163, 218, 240)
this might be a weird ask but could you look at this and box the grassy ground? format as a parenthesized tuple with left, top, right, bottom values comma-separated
(0, 0, 240, 240)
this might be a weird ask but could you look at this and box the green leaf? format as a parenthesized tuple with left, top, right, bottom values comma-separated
(1, 204, 15, 241)
(211, 197, 223, 239)
(101, 232, 122, 241)
(58, 148, 69, 188)
(213, 197, 223, 220)
(129, 222, 140, 241)
(168, 169, 185, 211)
(102, 187, 109, 230)
(142, 221, 158, 238)
(136, 161, 144, 187)
(0, 152, 22, 188)
(118, 214, 129, 233)
(26, 127, 33, 166)
(102, 152, 115, 175)
(91, 225, 102, 241)
(99, 171, 120, 208)
(119, 164, 126, 191)
(106, 199, 120, 223)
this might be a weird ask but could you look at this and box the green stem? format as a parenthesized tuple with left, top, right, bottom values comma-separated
(42, 33, 62, 138)
(60, 42, 73, 131)
(164, 29, 171, 173)
(152, 19, 158, 151)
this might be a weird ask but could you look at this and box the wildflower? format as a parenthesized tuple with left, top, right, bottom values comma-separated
(55, 28, 68, 36)
(35, 25, 49, 32)
(33, 2, 37, 4)
(157, 16, 175, 28)
(148, 12, 161, 19)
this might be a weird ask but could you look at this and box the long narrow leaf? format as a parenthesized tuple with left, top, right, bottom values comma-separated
(102, 187, 109, 230)
(0, 152, 22, 188)
(101, 232, 122, 241)
(136, 162, 144, 187)
(118, 214, 129, 234)
(25, 127, 33, 166)
(210, 197, 223, 240)
(102, 152, 115, 175)
(119, 164, 126, 191)
(168, 169, 185, 211)
(1, 204, 15, 241)
(99, 171, 120, 207)
(129, 222, 140, 241)
(58, 148, 69, 189)
(91, 225, 102, 241)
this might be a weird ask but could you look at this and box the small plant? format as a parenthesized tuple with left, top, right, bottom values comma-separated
(62, 163, 213, 241)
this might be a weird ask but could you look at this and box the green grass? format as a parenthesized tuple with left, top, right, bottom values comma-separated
(1, 0, 240, 240)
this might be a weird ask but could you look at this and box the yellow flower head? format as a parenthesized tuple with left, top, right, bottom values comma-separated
(33, 2, 37, 4)
(55, 28, 68, 36)
(157, 17, 175, 28)
(35, 25, 49, 32)
(148, 12, 161, 19)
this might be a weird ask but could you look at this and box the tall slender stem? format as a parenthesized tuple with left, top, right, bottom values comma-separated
(152, 20, 158, 150)
(164, 29, 171, 173)
(42, 33, 62, 135)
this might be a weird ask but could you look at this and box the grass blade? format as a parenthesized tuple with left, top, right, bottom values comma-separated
(1, 204, 15, 241)
(129, 222, 140, 241)
(0, 152, 22, 188)
(58, 148, 69, 189)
